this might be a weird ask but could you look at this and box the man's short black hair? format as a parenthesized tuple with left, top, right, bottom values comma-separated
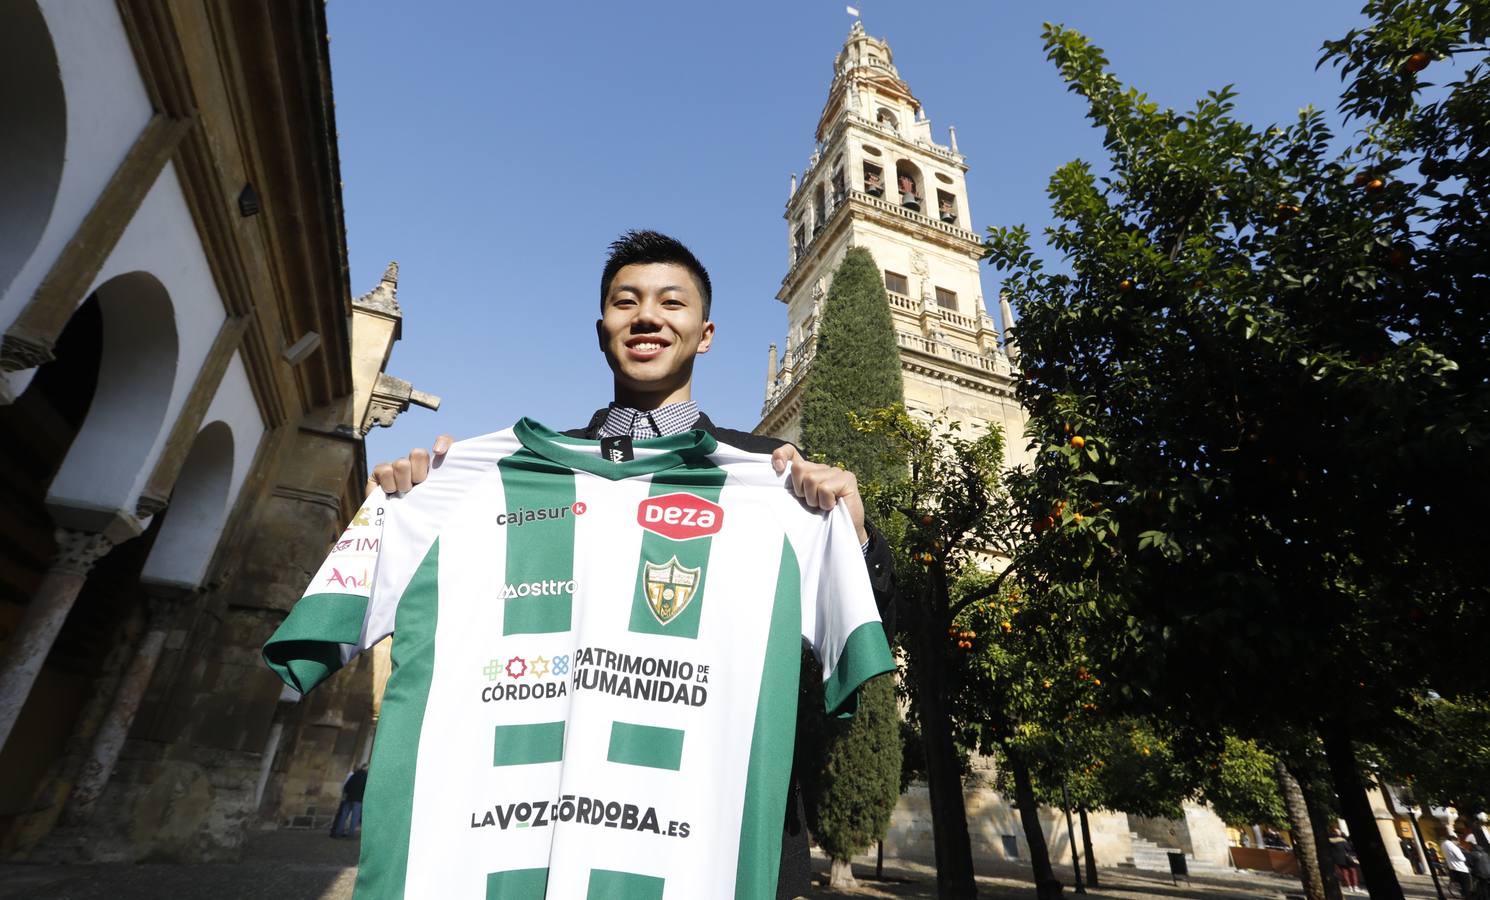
(600, 230, 712, 320)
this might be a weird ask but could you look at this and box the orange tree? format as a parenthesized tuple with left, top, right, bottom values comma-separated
(996, 712, 1289, 880)
(851, 406, 1025, 900)
(952, 571, 1092, 899)
(984, 4, 1490, 899)
(1380, 693, 1490, 844)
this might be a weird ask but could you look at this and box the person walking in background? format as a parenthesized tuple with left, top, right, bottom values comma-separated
(330, 766, 368, 839)
(1464, 826, 1490, 900)
(1330, 826, 1363, 894)
(1402, 835, 1424, 875)
(1443, 825, 1473, 899)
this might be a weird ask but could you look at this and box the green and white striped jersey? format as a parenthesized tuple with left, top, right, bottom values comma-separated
(263, 419, 895, 900)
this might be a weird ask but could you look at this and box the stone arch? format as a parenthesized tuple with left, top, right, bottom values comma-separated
(48, 272, 178, 517)
(895, 159, 924, 212)
(140, 421, 233, 589)
(0, 1, 67, 300)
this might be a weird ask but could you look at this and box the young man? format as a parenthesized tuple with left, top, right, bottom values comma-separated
(366, 230, 897, 897)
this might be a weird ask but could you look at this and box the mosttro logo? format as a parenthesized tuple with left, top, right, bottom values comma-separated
(470, 794, 690, 838)
(636, 493, 723, 541)
(496, 501, 587, 528)
(499, 579, 575, 600)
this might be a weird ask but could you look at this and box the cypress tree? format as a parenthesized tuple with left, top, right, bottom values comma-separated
(799, 246, 905, 484)
(797, 246, 904, 887)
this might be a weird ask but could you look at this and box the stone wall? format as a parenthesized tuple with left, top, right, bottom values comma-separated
(883, 784, 1134, 869)
(1182, 802, 1234, 867)
(1129, 812, 1191, 853)
(880, 784, 1237, 872)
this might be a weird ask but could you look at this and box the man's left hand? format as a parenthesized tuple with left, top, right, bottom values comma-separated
(771, 445, 869, 545)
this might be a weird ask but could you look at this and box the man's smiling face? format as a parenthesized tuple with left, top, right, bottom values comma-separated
(597, 262, 715, 407)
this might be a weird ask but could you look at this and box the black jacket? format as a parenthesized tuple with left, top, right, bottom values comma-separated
(567, 410, 899, 898)
(343, 769, 368, 802)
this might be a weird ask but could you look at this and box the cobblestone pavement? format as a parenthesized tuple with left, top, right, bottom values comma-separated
(801, 854, 1450, 899)
(0, 829, 358, 900)
(0, 830, 1453, 899)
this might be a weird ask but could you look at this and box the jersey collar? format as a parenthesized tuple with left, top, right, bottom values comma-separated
(514, 417, 718, 480)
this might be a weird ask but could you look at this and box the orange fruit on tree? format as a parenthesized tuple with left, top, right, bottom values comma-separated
(1070, 435, 1085, 449)
(1366, 177, 1385, 193)
(1405, 51, 1431, 73)
(1118, 278, 1135, 293)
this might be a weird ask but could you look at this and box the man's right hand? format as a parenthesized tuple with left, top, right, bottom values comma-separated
(367, 434, 453, 495)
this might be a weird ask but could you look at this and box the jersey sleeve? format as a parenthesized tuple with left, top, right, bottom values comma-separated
(262, 492, 394, 695)
(800, 501, 897, 715)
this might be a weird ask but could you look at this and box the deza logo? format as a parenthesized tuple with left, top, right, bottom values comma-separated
(636, 493, 724, 541)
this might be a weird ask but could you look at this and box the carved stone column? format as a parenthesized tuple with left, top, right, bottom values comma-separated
(0, 529, 114, 751)
(61, 590, 185, 826)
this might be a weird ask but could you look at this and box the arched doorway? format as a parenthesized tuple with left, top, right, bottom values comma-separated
(0, 1, 67, 300)
(140, 421, 234, 589)
(0, 270, 179, 845)
(48, 271, 179, 515)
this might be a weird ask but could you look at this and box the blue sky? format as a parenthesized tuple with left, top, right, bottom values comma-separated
(329, 0, 1368, 465)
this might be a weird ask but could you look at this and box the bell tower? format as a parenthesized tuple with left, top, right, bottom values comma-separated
(756, 21, 1026, 464)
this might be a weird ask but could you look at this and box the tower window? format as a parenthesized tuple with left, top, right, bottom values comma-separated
(794, 224, 807, 258)
(895, 160, 923, 212)
(937, 190, 959, 225)
(862, 162, 884, 197)
(884, 271, 909, 295)
(935, 287, 958, 311)
(831, 169, 846, 206)
(876, 108, 899, 132)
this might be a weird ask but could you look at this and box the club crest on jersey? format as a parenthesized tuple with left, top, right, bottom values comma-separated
(636, 492, 723, 541)
(643, 556, 701, 625)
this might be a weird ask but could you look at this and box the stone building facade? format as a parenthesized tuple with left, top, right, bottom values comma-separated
(0, 0, 434, 862)
(755, 21, 1237, 875)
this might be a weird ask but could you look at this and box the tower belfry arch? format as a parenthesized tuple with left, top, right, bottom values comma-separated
(755, 22, 1027, 467)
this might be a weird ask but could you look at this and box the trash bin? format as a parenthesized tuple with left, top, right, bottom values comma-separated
(1168, 851, 1189, 884)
